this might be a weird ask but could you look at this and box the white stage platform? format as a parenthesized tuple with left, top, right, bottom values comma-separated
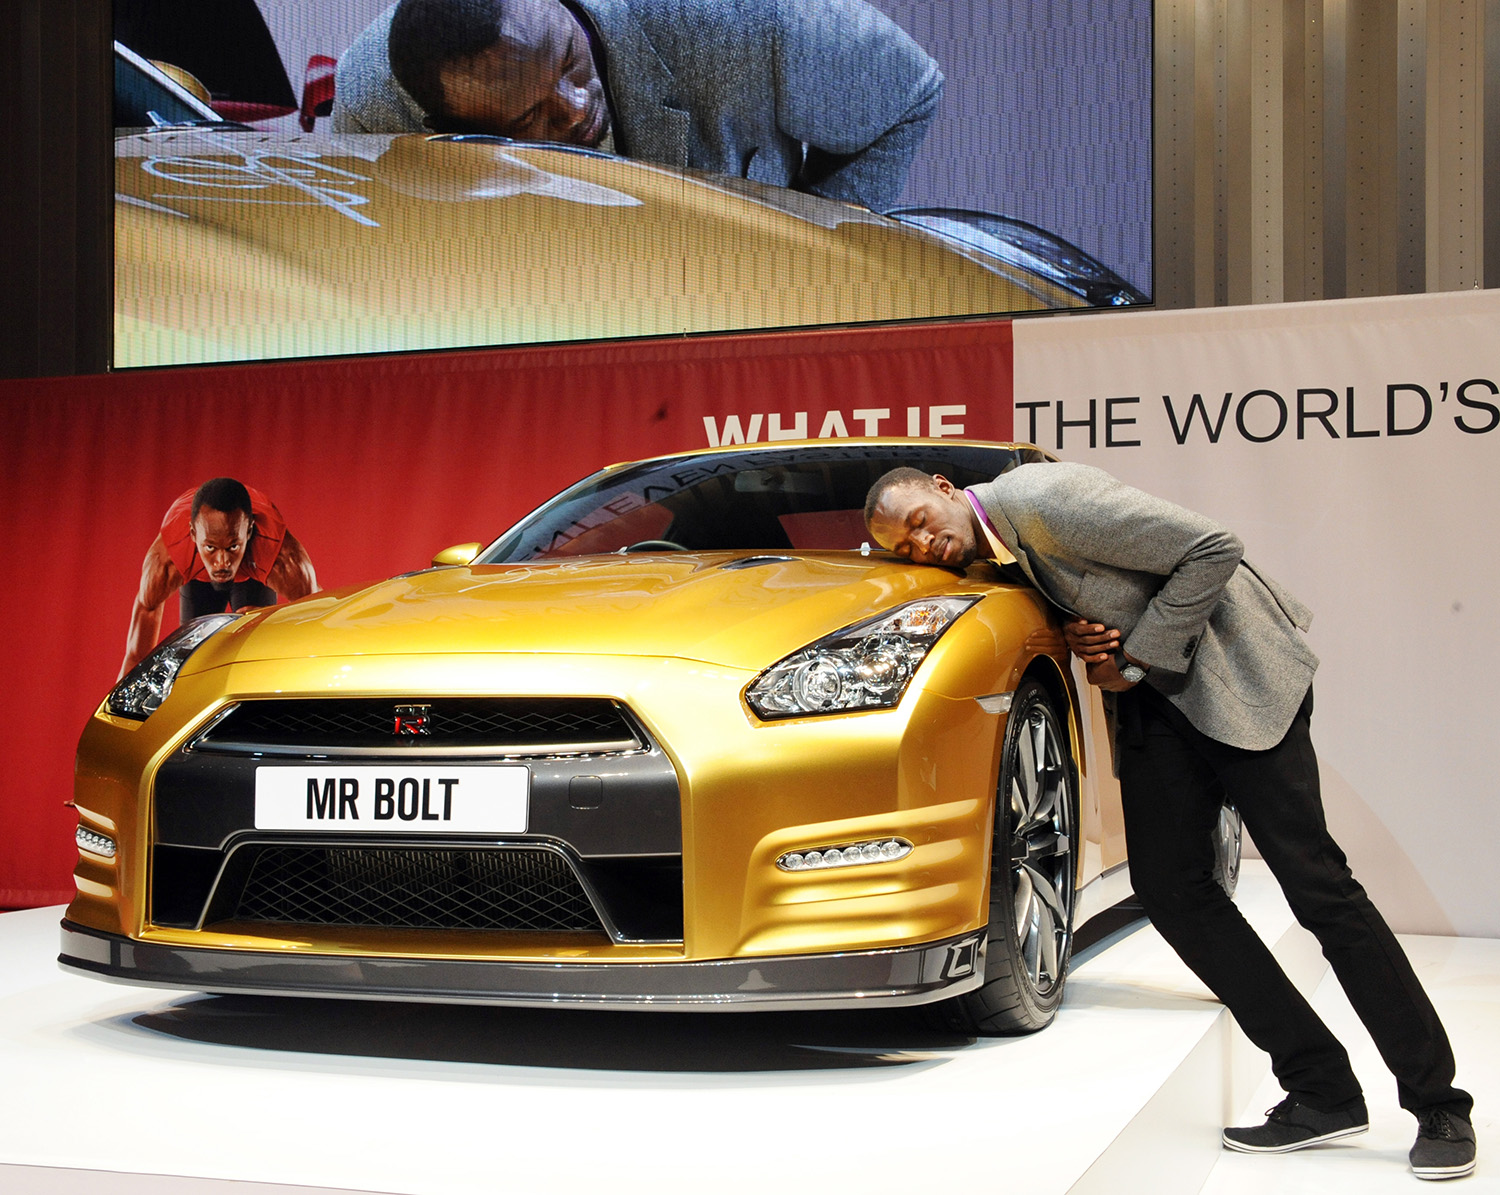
(0, 863, 1493, 1194)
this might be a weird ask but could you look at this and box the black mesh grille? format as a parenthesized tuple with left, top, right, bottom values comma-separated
(228, 845, 606, 933)
(196, 698, 640, 754)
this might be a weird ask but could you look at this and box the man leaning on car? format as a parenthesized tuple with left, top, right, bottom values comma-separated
(332, 0, 943, 212)
(864, 462, 1477, 1182)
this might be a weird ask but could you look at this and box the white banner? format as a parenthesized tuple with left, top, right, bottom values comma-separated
(1015, 290, 1500, 937)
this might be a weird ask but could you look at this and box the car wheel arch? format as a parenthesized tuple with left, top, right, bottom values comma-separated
(930, 673, 1080, 1034)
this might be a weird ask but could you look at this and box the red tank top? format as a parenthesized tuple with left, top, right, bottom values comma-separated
(160, 485, 287, 585)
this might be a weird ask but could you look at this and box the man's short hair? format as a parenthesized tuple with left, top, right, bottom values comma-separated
(863, 467, 936, 527)
(389, 0, 507, 126)
(191, 478, 254, 524)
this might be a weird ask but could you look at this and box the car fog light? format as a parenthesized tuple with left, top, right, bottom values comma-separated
(76, 827, 117, 859)
(778, 838, 912, 871)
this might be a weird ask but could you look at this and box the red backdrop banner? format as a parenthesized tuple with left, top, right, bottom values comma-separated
(0, 319, 1013, 906)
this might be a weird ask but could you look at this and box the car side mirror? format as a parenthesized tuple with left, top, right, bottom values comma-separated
(431, 542, 483, 567)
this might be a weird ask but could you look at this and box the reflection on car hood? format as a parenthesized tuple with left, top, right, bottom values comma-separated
(114, 130, 1080, 367)
(199, 552, 982, 673)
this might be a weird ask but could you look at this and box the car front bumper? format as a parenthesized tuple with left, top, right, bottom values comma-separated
(59, 919, 985, 1012)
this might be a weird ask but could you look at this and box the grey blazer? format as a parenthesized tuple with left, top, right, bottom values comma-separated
(332, 0, 943, 211)
(970, 462, 1318, 751)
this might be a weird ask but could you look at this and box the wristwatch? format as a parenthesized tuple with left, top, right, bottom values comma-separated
(1115, 651, 1148, 686)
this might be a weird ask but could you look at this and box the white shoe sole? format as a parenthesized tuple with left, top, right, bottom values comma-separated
(1221, 1123, 1369, 1154)
(1411, 1158, 1476, 1180)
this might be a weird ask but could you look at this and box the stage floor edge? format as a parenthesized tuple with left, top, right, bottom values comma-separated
(1, 862, 1494, 1195)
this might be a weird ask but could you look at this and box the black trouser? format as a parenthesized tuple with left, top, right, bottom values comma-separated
(1118, 683, 1472, 1119)
(180, 577, 276, 621)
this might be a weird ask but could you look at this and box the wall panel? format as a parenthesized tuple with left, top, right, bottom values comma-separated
(1153, 0, 1495, 308)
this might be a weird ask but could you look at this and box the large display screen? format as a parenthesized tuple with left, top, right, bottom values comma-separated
(112, 0, 1152, 368)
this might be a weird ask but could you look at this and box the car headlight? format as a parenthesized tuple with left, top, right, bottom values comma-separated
(745, 597, 980, 719)
(107, 613, 238, 720)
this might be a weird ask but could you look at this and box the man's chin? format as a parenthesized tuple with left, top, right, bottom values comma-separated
(575, 100, 610, 147)
(940, 541, 971, 568)
(208, 578, 233, 591)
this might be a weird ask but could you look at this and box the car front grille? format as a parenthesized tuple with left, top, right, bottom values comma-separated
(223, 844, 606, 934)
(192, 697, 643, 757)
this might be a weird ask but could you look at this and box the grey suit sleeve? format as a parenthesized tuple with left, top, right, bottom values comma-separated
(331, 4, 430, 135)
(771, 0, 943, 210)
(1019, 466, 1244, 673)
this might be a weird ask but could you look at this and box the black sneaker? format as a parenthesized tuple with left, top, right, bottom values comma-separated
(1222, 1096, 1369, 1153)
(1410, 1109, 1477, 1180)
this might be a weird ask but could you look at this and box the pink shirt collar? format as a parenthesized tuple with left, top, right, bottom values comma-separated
(963, 488, 1017, 565)
(963, 488, 994, 534)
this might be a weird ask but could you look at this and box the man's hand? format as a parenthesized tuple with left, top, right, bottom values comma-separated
(1084, 654, 1146, 692)
(1065, 619, 1148, 691)
(1063, 618, 1120, 663)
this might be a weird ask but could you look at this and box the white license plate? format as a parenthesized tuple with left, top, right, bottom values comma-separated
(254, 765, 528, 833)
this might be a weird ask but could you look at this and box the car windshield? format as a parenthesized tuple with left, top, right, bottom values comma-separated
(479, 443, 1048, 562)
(114, 46, 219, 130)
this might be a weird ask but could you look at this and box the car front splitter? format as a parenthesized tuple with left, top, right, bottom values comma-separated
(59, 919, 986, 1012)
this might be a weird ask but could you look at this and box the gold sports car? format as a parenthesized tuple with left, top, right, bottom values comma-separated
(61, 440, 1240, 1033)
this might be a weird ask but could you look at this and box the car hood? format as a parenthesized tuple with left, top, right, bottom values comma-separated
(114, 130, 1076, 367)
(197, 552, 984, 674)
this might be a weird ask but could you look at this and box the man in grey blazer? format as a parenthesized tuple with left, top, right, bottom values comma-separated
(332, 0, 943, 212)
(865, 461, 1476, 1181)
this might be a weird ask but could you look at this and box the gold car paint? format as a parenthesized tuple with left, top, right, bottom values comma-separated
(70, 434, 1127, 970)
(114, 131, 1080, 367)
(722, 691, 1001, 957)
(179, 553, 980, 673)
(67, 584, 1108, 964)
(70, 691, 213, 939)
(431, 542, 483, 567)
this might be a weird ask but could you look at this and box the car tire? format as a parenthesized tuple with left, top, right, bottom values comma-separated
(1212, 802, 1243, 898)
(930, 679, 1078, 1035)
